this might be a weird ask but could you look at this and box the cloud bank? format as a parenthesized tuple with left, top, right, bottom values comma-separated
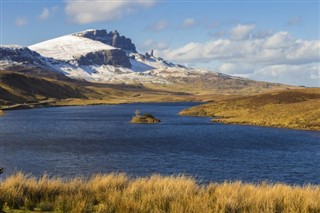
(65, 0, 156, 24)
(156, 24, 320, 86)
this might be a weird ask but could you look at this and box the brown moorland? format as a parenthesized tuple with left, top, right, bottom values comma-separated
(0, 69, 297, 110)
(180, 88, 320, 131)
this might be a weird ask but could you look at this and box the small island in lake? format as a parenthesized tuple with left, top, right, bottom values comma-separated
(131, 110, 160, 124)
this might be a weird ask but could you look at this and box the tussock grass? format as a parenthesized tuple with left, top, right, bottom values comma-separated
(1, 172, 320, 212)
(180, 88, 320, 131)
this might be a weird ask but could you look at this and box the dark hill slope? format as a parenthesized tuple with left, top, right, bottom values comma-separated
(0, 71, 90, 105)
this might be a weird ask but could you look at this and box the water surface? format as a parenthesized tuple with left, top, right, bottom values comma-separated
(1, 103, 319, 184)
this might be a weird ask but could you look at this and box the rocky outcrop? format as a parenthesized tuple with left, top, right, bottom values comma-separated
(75, 49, 131, 68)
(0, 46, 65, 78)
(0, 46, 42, 63)
(131, 113, 161, 124)
(74, 29, 137, 53)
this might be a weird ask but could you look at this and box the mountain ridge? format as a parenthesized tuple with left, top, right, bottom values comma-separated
(0, 28, 297, 105)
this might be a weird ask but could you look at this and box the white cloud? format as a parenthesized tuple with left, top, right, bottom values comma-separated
(252, 64, 319, 86)
(15, 17, 28, 27)
(230, 24, 255, 40)
(39, 7, 58, 21)
(65, 0, 156, 24)
(39, 8, 50, 20)
(146, 20, 169, 32)
(161, 32, 319, 66)
(264, 31, 294, 48)
(182, 18, 195, 28)
(156, 28, 320, 87)
(219, 63, 255, 75)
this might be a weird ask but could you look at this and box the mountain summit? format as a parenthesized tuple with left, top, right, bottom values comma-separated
(0, 29, 287, 93)
(74, 29, 137, 53)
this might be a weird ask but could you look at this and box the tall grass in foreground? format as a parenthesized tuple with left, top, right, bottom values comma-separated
(0, 172, 319, 213)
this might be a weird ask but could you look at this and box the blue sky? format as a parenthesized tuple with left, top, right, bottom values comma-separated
(1, 0, 319, 86)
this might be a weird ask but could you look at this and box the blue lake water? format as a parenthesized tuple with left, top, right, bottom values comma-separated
(0, 102, 319, 184)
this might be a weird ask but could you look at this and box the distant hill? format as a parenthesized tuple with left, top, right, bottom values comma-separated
(0, 29, 302, 109)
(0, 70, 220, 109)
(0, 29, 294, 96)
(0, 71, 91, 105)
(180, 88, 320, 131)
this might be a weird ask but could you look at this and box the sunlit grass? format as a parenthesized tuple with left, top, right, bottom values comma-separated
(180, 88, 320, 131)
(1, 172, 320, 212)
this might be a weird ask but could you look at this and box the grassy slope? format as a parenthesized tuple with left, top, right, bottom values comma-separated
(0, 71, 204, 108)
(0, 70, 262, 109)
(1, 172, 319, 213)
(180, 88, 320, 131)
(0, 71, 92, 105)
(0, 70, 299, 111)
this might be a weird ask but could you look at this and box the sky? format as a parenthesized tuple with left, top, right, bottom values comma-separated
(1, 0, 319, 87)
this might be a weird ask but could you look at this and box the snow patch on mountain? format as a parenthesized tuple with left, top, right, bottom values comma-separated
(29, 35, 116, 61)
(1, 29, 230, 85)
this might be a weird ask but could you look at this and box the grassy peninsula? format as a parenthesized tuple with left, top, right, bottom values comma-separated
(180, 88, 320, 131)
(1, 172, 320, 213)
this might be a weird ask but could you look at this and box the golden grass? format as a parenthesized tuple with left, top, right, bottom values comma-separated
(0, 172, 319, 213)
(180, 88, 320, 131)
(1, 69, 298, 110)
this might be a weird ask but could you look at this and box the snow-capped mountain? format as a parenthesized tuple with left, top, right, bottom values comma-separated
(0, 29, 278, 89)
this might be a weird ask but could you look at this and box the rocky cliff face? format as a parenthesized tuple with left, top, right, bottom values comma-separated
(0, 46, 42, 63)
(74, 29, 137, 53)
(0, 46, 67, 78)
(75, 49, 131, 68)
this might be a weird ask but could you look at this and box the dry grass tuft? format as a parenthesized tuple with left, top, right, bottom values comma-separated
(0, 172, 319, 212)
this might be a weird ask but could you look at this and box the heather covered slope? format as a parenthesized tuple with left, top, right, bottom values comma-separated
(180, 88, 320, 131)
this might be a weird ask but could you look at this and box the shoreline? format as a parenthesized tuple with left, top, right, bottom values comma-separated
(0, 100, 206, 111)
(0, 94, 208, 112)
(213, 118, 320, 132)
(0, 99, 203, 111)
(211, 119, 320, 132)
(1, 99, 319, 132)
(180, 114, 320, 132)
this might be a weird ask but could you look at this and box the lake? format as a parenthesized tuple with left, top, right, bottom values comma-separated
(1, 102, 319, 184)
